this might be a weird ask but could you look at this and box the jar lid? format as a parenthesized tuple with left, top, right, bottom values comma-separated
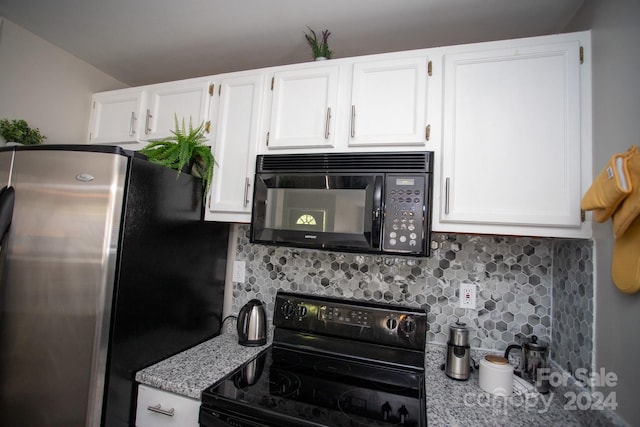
(485, 354, 509, 365)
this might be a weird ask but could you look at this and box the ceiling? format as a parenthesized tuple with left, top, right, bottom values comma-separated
(0, 0, 584, 87)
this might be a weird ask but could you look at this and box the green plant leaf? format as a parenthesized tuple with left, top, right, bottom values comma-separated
(139, 114, 214, 201)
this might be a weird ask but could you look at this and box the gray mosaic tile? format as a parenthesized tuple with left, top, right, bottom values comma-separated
(232, 226, 585, 351)
(552, 239, 594, 381)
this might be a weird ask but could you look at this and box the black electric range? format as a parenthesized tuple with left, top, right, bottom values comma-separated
(200, 291, 428, 427)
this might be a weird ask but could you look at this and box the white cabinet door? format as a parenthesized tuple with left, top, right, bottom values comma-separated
(144, 80, 212, 141)
(207, 73, 264, 222)
(438, 39, 585, 236)
(267, 66, 339, 149)
(349, 57, 429, 146)
(88, 88, 146, 144)
(135, 385, 199, 427)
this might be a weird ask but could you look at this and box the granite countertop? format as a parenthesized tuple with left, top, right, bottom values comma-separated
(136, 329, 611, 426)
(136, 324, 273, 400)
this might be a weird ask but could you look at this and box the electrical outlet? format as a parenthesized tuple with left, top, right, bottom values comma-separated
(459, 283, 476, 309)
(232, 261, 246, 283)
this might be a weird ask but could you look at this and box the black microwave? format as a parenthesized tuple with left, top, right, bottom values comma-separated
(250, 151, 434, 257)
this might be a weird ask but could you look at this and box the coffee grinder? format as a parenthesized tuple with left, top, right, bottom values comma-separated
(445, 321, 471, 380)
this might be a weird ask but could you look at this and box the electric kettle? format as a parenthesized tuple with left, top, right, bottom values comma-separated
(237, 299, 267, 347)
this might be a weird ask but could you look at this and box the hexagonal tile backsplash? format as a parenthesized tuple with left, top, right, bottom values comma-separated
(230, 225, 592, 374)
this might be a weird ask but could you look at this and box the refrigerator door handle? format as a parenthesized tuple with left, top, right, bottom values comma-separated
(0, 186, 15, 243)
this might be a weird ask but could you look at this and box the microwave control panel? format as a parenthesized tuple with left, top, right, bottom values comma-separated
(382, 175, 426, 254)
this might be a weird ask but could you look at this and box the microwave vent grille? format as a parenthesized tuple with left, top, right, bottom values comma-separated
(257, 152, 432, 173)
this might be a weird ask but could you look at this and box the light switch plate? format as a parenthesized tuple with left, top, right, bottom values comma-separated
(460, 283, 476, 309)
(232, 261, 246, 283)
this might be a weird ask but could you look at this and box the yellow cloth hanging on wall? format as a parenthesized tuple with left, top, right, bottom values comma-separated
(581, 145, 640, 294)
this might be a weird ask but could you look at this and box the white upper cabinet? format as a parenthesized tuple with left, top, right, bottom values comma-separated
(87, 31, 592, 234)
(262, 56, 431, 152)
(349, 57, 429, 146)
(144, 79, 212, 141)
(206, 72, 265, 223)
(88, 78, 212, 144)
(266, 66, 339, 149)
(88, 88, 146, 144)
(435, 33, 591, 238)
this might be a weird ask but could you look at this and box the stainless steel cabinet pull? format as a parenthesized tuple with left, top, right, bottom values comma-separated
(129, 112, 136, 136)
(243, 177, 250, 208)
(147, 404, 175, 417)
(145, 109, 152, 135)
(324, 107, 331, 139)
(444, 177, 450, 215)
(350, 105, 356, 138)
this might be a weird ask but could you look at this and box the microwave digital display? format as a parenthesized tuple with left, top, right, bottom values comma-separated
(396, 178, 415, 186)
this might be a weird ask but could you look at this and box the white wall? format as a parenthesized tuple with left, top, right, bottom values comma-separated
(0, 18, 126, 144)
(567, 1, 640, 425)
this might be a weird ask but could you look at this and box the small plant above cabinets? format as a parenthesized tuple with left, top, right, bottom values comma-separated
(88, 78, 213, 144)
(262, 55, 433, 153)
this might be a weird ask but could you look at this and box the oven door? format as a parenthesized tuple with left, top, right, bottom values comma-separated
(251, 173, 383, 252)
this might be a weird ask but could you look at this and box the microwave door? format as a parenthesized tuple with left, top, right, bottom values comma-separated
(251, 174, 383, 252)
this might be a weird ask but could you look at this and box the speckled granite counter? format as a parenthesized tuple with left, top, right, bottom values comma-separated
(424, 345, 622, 426)
(136, 331, 620, 426)
(135, 329, 272, 400)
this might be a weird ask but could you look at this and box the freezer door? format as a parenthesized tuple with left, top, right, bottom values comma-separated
(0, 149, 128, 427)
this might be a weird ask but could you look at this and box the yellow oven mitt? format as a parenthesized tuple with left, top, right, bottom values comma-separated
(612, 147, 640, 293)
(612, 217, 640, 294)
(583, 146, 640, 294)
(612, 147, 640, 238)
(581, 146, 634, 223)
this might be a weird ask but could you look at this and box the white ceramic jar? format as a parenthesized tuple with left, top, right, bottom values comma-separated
(479, 354, 514, 396)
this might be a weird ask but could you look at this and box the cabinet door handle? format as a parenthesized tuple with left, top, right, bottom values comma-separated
(350, 105, 356, 138)
(147, 404, 175, 417)
(129, 112, 136, 136)
(145, 109, 152, 135)
(243, 177, 250, 208)
(444, 177, 451, 215)
(324, 107, 331, 140)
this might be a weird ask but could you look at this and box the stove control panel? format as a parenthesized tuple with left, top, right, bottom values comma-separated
(318, 305, 371, 327)
(274, 291, 427, 351)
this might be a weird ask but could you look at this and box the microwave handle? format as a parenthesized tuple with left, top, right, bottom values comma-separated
(372, 176, 384, 249)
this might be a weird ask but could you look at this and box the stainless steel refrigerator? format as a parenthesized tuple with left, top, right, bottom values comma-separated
(0, 145, 229, 426)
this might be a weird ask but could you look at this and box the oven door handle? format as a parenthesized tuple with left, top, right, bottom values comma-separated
(200, 406, 269, 427)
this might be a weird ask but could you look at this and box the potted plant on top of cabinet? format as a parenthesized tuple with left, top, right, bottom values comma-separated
(140, 115, 215, 198)
(304, 27, 333, 60)
(0, 119, 47, 145)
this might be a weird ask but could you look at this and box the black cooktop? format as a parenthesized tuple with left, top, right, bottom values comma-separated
(200, 292, 428, 427)
(201, 345, 425, 427)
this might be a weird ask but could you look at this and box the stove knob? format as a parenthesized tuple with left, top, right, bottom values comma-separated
(398, 405, 409, 425)
(385, 318, 398, 330)
(296, 305, 307, 317)
(399, 316, 416, 335)
(281, 302, 295, 317)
